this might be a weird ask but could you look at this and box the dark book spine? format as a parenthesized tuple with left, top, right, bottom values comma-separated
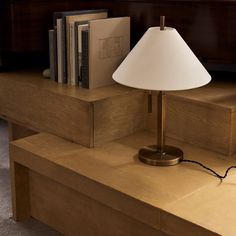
(48, 29, 57, 81)
(74, 23, 79, 85)
(81, 29, 89, 88)
(74, 21, 88, 86)
(62, 17, 67, 84)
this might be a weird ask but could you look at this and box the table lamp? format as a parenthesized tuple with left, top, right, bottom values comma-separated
(112, 16, 211, 166)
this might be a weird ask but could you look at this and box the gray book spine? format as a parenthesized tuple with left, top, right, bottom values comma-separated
(61, 19, 67, 83)
(49, 29, 57, 81)
(81, 29, 89, 88)
(74, 23, 79, 84)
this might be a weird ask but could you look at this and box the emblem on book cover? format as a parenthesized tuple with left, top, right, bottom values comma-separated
(99, 36, 123, 59)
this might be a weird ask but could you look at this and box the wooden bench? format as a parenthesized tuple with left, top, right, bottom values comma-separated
(10, 131, 236, 236)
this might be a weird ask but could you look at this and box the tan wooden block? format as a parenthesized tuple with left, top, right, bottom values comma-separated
(10, 132, 236, 235)
(167, 95, 232, 155)
(10, 133, 161, 231)
(163, 174, 236, 236)
(0, 71, 145, 147)
(29, 171, 167, 236)
(9, 160, 30, 221)
(94, 90, 146, 146)
(147, 81, 236, 156)
(160, 211, 219, 236)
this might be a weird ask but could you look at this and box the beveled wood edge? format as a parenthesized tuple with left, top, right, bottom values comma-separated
(1, 109, 93, 147)
(160, 210, 220, 236)
(166, 93, 233, 112)
(0, 71, 142, 103)
(10, 160, 30, 221)
(146, 91, 234, 112)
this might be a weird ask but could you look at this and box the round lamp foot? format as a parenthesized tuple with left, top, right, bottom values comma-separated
(138, 145, 183, 166)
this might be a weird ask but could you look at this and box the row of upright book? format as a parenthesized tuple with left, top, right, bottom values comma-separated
(49, 9, 130, 89)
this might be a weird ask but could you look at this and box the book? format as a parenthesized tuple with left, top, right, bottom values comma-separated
(56, 18, 63, 83)
(67, 21, 88, 85)
(68, 22, 74, 85)
(48, 29, 57, 81)
(53, 9, 108, 83)
(81, 17, 130, 89)
(66, 11, 108, 85)
(75, 23, 88, 85)
(53, 9, 107, 27)
(81, 29, 89, 88)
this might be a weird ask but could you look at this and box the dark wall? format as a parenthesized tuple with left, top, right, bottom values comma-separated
(1, 0, 236, 69)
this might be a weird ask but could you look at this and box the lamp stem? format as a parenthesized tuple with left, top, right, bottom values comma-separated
(138, 90, 183, 165)
(157, 91, 165, 153)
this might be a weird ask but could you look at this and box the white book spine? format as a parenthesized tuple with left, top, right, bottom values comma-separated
(70, 23, 76, 85)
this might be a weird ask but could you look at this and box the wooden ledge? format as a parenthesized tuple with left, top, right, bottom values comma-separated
(10, 131, 236, 236)
(0, 70, 138, 102)
(148, 80, 236, 156)
(168, 81, 236, 111)
(0, 70, 145, 147)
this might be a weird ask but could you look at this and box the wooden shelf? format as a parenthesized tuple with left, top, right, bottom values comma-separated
(148, 81, 236, 156)
(0, 70, 146, 147)
(10, 131, 236, 236)
(2, 70, 236, 155)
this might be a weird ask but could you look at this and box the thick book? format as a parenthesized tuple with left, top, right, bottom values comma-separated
(56, 19, 63, 83)
(81, 29, 89, 88)
(82, 17, 130, 89)
(48, 29, 57, 81)
(53, 9, 108, 84)
(66, 11, 108, 85)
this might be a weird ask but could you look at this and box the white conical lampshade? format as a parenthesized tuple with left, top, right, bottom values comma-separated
(113, 27, 211, 91)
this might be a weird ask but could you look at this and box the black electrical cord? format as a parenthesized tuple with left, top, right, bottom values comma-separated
(180, 159, 236, 180)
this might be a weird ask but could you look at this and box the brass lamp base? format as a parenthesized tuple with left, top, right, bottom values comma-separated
(138, 145, 183, 166)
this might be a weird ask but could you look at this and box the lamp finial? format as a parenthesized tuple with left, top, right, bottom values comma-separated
(160, 16, 165, 30)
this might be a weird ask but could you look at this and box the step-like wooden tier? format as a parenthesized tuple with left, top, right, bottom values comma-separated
(2, 71, 236, 155)
(147, 81, 236, 156)
(0, 71, 146, 147)
(10, 132, 236, 236)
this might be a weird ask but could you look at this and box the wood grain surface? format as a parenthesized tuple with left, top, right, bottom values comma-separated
(10, 132, 236, 236)
(147, 81, 236, 156)
(29, 170, 168, 236)
(0, 71, 145, 147)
